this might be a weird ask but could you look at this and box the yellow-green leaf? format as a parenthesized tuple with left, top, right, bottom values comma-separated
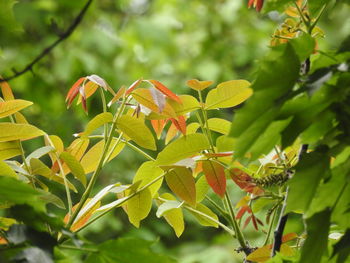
(0, 99, 33, 119)
(156, 133, 210, 166)
(80, 138, 125, 174)
(25, 146, 55, 163)
(189, 203, 218, 228)
(207, 118, 231, 135)
(186, 122, 200, 135)
(205, 80, 252, 110)
(196, 175, 209, 203)
(60, 151, 86, 187)
(0, 141, 20, 160)
(117, 115, 156, 150)
(0, 217, 17, 231)
(165, 167, 196, 206)
(168, 95, 200, 116)
(246, 245, 271, 262)
(186, 79, 213, 91)
(0, 123, 45, 142)
(80, 112, 113, 137)
(133, 161, 164, 197)
(156, 193, 184, 237)
(66, 138, 89, 161)
(0, 161, 17, 178)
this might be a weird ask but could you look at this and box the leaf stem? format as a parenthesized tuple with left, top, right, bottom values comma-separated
(99, 88, 108, 143)
(59, 244, 98, 253)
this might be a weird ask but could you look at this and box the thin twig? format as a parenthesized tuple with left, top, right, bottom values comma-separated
(0, 0, 94, 83)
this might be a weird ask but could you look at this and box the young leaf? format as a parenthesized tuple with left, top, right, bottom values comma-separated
(14, 112, 28, 124)
(186, 79, 213, 91)
(201, 160, 226, 198)
(117, 115, 156, 150)
(207, 118, 231, 135)
(205, 80, 252, 110)
(168, 95, 200, 116)
(133, 161, 164, 197)
(0, 141, 21, 160)
(147, 80, 181, 103)
(125, 78, 143, 95)
(156, 133, 210, 166)
(0, 123, 45, 142)
(165, 122, 178, 145)
(80, 112, 113, 137)
(66, 138, 89, 162)
(0, 79, 15, 100)
(186, 122, 200, 135)
(60, 151, 86, 187)
(0, 160, 18, 178)
(189, 203, 219, 228)
(0, 99, 33, 118)
(151, 119, 167, 139)
(165, 167, 196, 207)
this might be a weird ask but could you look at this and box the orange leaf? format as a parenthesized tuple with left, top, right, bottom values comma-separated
(0, 78, 15, 100)
(201, 160, 226, 198)
(236, 206, 251, 220)
(66, 77, 85, 103)
(108, 86, 126, 107)
(186, 79, 213, 91)
(204, 152, 233, 158)
(126, 78, 143, 95)
(282, 233, 298, 243)
(230, 168, 263, 195)
(170, 115, 186, 135)
(151, 119, 167, 139)
(165, 122, 178, 144)
(148, 80, 182, 103)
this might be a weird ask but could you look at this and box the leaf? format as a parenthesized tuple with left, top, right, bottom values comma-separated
(60, 152, 86, 187)
(150, 87, 166, 113)
(201, 160, 226, 198)
(14, 112, 28, 124)
(308, 0, 328, 15)
(108, 86, 126, 106)
(189, 203, 218, 228)
(205, 80, 252, 110)
(80, 112, 113, 137)
(246, 244, 271, 262)
(207, 118, 231, 135)
(86, 74, 109, 90)
(168, 95, 200, 116)
(299, 209, 331, 263)
(186, 122, 200, 135)
(331, 229, 350, 263)
(165, 122, 178, 145)
(156, 133, 210, 166)
(151, 119, 167, 139)
(0, 160, 17, 178)
(80, 138, 125, 174)
(125, 79, 143, 95)
(25, 146, 55, 163)
(148, 80, 181, 103)
(117, 115, 156, 150)
(0, 99, 33, 118)
(0, 123, 45, 142)
(196, 175, 210, 203)
(133, 161, 164, 197)
(286, 150, 330, 214)
(0, 141, 20, 160)
(66, 138, 89, 162)
(156, 193, 184, 237)
(165, 167, 196, 206)
(124, 187, 152, 228)
(186, 79, 213, 91)
(156, 200, 182, 218)
(0, 79, 15, 100)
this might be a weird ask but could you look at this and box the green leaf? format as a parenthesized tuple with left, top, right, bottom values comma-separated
(196, 175, 210, 203)
(189, 203, 219, 228)
(156, 193, 184, 237)
(0, 141, 21, 160)
(299, 209, 331, 263)
(168, 95, 200, 115)
(331, 229, 350, 263)
(308, 0, 329, 15)
(60, 151, 86, 187)
(124, 188, 152, 228)
(80, 112, 113, 137)
(117, 115, 156, 150)
(205, 80, 252, 110)
(289, 34, 316, 61)
(86, 237, 175, 263)
(216, 135, 235, 152)
(201, 160, 226, 198)
(133, 161, 164, 197)
(156, 133, 210, 166)
(0, 160, 17, 178)
(156, 200, 182, 218)
(165, 167, 196, 206)
(286, 150, 330, 214)
(0, 99, 33, 118)
(0, 123, 45, 142)
(207, 118, 231, 135)
(186, 122, 200, 135)
(0, 0, 22, 43)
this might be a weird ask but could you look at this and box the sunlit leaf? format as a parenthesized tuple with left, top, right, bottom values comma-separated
(207, 118, 231, 135)
(80, 112, 113, 137)
(0, 99, 32, 118)
(25, 146, 55, 163)
(196, 175, 209, 203)
(0, 141, 20, 160)
(0, 123, 45, 142)
(168, 95, 200, 116)
(60, 151, 86, 187)
(125, 79, 143, 95)
(66, 138, 89, 162)
(133, 161, 164, 197)
(14, 112, 28, 124)
(147, 80, 181, 103)
(156, 199, 182, 218)
(108, 86, 126, 107)
(186, 122, 200, 135)
(189, 203, 218, 228)
(165, 167, 196, 206)
(186, 79, 213, 91)
(0, 160, 17, 178)
(151, 119, 167, 139)
(0, 79, 15, 100)
(165, 122, 178, 145)
(150, 87, 166, 113)
(246, 244, 270, 262)
(201, 160, 226, 198)
(205, 80, 252, 110)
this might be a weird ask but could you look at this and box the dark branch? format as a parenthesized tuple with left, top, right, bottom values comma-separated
(271, 144, 308, 256)
(0, 0, 94, 83)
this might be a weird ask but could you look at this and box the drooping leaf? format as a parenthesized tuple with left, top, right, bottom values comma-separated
(156, 133, 210, 166)
(80, 112, 113, 137)
(201, 160, 226, 198)
(165, 167, 196, 206)
(117, 115, 156, 150)
(0, 99, 33, 118)
(59, 151, 86, 187)
(0, 141, 20, 160)
(207, 118, 231, 135)
(0, 123, 45, 142)
(133, 161, 164, 197)
(205, 80, 252, 110)
(189, 203, 219, 228)
(0, 160, 17, 178)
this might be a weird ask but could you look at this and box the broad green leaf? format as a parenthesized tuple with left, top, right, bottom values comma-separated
(201, 160, 226, 198)
(156, 193, 184, 237)
(196, 175, 210, 203)
(0, 141, 20, 160)
(189, 203, 218, 228)
(156, 133, 210, 166)
(80, 112, 113, 137)
(25, 146, 55, 163)
(60, 151, 86, 187)
(286, 151, 330, 213)
(165, 167, 196, 206)
(86, 237, 175, 263)
(124, 187, 152, 228)
(80, 138, 125, 174)
(299, 209, 331, 263)
(205, 80, 252, 110)
(117, 115, 156, 150)
(156, 200, 182, 218)
(186, 122, 200, 135)
(216, 135, 235, 152)
(0, 160, 17, 178)
(133, 161, 164, 197)
(207, 118, 231, 135)
(168, 95, 200, 116)
(0, 123, 45, 142)
(0, 99, 32, 118)
(289, 34, 316, 61)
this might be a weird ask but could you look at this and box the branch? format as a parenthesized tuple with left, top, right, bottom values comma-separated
(271, 144, 308, 256)
(0, 0, 94, 83)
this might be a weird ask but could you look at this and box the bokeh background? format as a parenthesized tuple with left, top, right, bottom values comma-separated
(1, 0, 350, 262)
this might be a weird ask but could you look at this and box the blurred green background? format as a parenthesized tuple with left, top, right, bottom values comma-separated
(1, 0, 350, 262)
